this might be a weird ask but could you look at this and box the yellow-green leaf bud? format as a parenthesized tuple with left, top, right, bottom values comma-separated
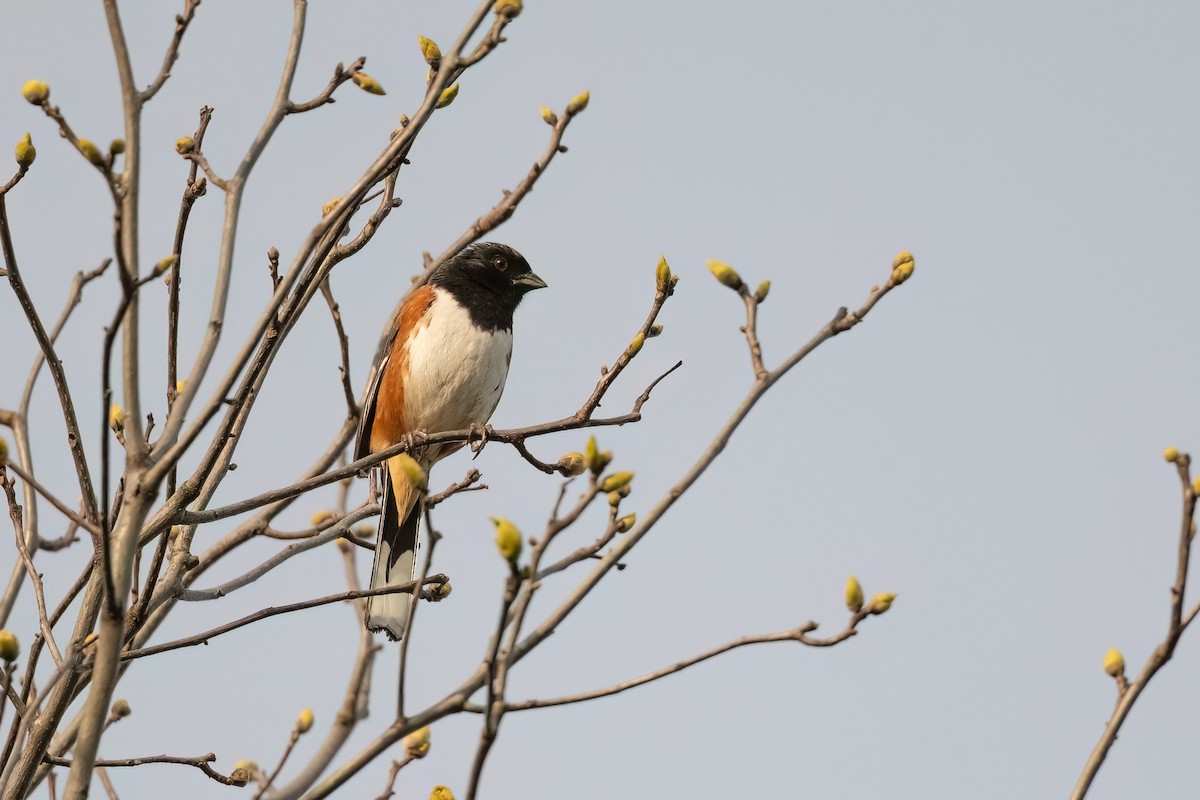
(647, 324, 664, 338)
(228, 769, 250, 788)
(1164, 447, 1180, 463)
(608, 491, 622, 507)
(430, 787, 456, 800)
(109, 139, 125, 155)
(558, 452, 586, 477)
(845, 575, 864, 613)
(597, 450, 614, 473)
(296, 707, 314, 734)
(417, 35, 442, 65)
(174, 136, 195, 154)
(706, 259, 743, 291)
(433, 580, 453, 599)
(109, 404, 124, 429)
(79, 139, 103, 166)
(352, 72, 387, 96)
(866, 592, 897, 616)
(540, 106, 558, 126)
(395, 453, 429, 491)
(627, 332, 645, 357)
(656, 255, 672, 292)
(615, 513, 636, 533)
(754, 280, 771, 303)
(233, 760, 259, 775)
(600, 471, 634, 493)
(153, 255, 178, 277)
(21, 79, 50, 105)
(494, 0, 522, 18)
(0, 437, 8, 463)
(310, 510, 334, 526)
(566, 90, 590, 116)
(404, 725, 432, 758)
(15, 132, 36, 169)
(322, 196, 342, 217)
(176, 379, 187, 394)
(0, 629, 19, 661)
(491, 516, 523, 564)
(1192, 476, 1200, 496)
(584, 436, 602, 474)
(111, 698, 132, 718)
(1103, 647, 1125, 677)
(436, 83, 459, 108)
(890, 251, 915, 284)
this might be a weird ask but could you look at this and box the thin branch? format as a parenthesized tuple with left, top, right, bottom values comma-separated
(140, 0, 201, 102)
(120, 575, 448, 662)
(287, 57, 365, 114)
(1, 471, 62, 668)
(1, 461, 100, 536)
(499, 621, 865, 713)
(43, 753, 247, 787)
(1070, 454, 1198, 799)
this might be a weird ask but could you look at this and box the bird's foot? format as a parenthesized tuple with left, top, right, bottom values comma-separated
(468, 423, 494, 458)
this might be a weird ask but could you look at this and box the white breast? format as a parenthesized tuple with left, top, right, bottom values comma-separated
(403, 288, 513, 437)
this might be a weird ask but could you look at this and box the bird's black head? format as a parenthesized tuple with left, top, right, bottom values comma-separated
(429, 242, 547, 332)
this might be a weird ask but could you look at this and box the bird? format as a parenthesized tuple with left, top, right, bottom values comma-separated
(354, 242, 547, 640)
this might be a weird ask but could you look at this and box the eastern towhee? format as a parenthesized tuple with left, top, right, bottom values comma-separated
(354, 242, 547, 640)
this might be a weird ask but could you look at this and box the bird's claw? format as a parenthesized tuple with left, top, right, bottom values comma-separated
(469, 423, 493, 458)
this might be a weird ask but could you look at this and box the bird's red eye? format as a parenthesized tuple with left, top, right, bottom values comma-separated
(493, 256, 508, 271)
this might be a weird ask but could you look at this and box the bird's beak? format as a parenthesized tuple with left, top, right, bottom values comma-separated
(515, 271, 548, 292)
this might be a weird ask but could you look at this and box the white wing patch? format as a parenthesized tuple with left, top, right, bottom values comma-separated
(403, 288, 514, 435)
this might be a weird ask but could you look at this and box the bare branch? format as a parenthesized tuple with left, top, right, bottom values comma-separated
(140, 0, 201, 102)
(120, 574, 448, 662)
(44, 752, 247, 788)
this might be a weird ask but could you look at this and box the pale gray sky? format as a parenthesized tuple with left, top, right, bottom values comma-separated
(2, 1, 1199, 798)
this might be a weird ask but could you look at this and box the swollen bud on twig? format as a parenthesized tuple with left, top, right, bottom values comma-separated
(627, 332, 645, 358)
(1192, 476, 1200, 496)
(608, 491, 622, 507)
(322, 197, 343, 217)
(436, 83, 459, 108)
(584, 436, 602, 475)
(109, 139, 125, 155)
(540, 106, 558, 126)
(416, 35, 442, 66)
(566, 91, 590, 116)
(866, 592, 897, 616)
(21, 79, 50, 105)
(600, 471, 634, 493)
(0, 630, 19, 662)
(109, 404, 124, 430)
(656, 255, 672, 293)
(295, 708, 314, 734)
(1163, 446, 1180, 463)
(0, 437, 8, 464)
(845, 575, 863, 613)
(228, 769, 250, 788)
(352, 72, 387, 96)
(111, 699, 132, 718)
(310, 510, 333, 526)
(78, 139, 103, 166)
(430, 787, 456, 800)
(647, 324, 664, 338)
(153, 255, 178, 277)
(404, 726, 432, 758)
(706, 259, 743, 291)
(14, 132, 36, 169)
(557, 452, 586, 477)
(754, 280, 771, 303)
(174, 136, 195, 154)
(615, 513, 636, 533)
(890, 251, 915, 284)
(491, 516, 523, 564)
(494, 0, 522, 18)
(433, 580, 453, 600)
(1103, 648, 1125, 678)
(395, 453, 429, 491)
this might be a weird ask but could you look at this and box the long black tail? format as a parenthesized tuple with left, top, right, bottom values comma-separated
(366, 467, 420, 641)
